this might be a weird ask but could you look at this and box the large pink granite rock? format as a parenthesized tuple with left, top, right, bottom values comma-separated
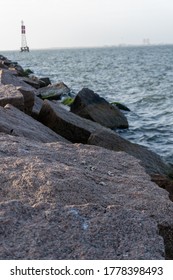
(0, 134, 173, 259)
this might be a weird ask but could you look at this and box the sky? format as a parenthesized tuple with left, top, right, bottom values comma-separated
(0, 0, 173, 51)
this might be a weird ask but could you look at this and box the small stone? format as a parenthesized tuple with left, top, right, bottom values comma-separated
(89, 166, 96, 171)
(99, 182, 106, 186)
(108, 171, 114, 176)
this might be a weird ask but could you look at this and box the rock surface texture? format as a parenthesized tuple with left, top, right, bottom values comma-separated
(37, 82, 71, 100)
(0, 69, 34, 90)
(38, 100, 170, 177)
(0, 84, 24, 111)
(88, 129, 169, 177)
(0, 104, 68, 143)
(1, 134, 173, 259)
(38, 99, 105, 143)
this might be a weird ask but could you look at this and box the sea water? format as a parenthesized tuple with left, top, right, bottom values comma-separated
(1, 45, 173, 164)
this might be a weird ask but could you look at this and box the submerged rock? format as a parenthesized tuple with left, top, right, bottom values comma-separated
(61, 96, 74, 106)
(111, 101, 131, 111)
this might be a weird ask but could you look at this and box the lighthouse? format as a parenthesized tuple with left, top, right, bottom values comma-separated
(21, 21, 29, 52)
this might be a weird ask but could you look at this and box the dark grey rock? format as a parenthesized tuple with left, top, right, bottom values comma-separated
(0, 69, 35, 90)
(31, 95, 44, 119)
(88, 129, 170, 176)
(39, 77, 51, 87)
(38, 99, 104, 143)
(37, 82, 70, 100)
(0, 104, 69, 143)
(71, 88, 129, 129)
(38, 100, 170, 177)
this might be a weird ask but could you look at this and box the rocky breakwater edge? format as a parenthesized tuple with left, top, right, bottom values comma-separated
(0, 54, 173, 260)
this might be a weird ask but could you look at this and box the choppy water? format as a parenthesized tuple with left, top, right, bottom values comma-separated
(2, 45, 173, 164)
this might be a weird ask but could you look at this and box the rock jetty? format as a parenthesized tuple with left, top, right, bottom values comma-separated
(0, 54, 173, 260)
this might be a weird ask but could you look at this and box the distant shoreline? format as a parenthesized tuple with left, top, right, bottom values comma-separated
(1, 43, 173, 53)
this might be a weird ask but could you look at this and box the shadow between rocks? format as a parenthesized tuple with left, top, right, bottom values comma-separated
(151, 175, 173, 259)
(151, 175, 173, 202)
(159, 225, 173, 260)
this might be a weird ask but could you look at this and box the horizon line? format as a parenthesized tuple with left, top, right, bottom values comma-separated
(1, 42, 173, 52)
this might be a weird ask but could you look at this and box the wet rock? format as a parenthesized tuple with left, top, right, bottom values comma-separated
(71, 88, 129, 129)
(37, 82, 70, 100)
(111, 101, 131, 111)
(61, 96, 74, 106)
(0, 104, 69, 143)
(22, 69, 34, 77)
(39, 77, 51, 87)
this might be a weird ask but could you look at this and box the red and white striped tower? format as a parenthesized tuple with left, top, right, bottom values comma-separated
(21, 20, 29, 52)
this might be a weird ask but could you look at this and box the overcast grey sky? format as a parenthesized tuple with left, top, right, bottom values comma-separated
(0, 0, 173, 50)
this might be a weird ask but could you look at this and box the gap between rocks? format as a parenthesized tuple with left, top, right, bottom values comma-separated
(151, 176, 173, 260)
(151, 174, 173, 202)
(159, 225, 173, 259)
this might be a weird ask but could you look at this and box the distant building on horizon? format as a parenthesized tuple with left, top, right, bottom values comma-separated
(143, 38, 150, 45)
